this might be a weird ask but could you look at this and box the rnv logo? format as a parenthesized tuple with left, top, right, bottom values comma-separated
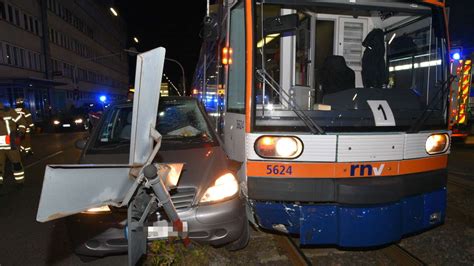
(350, 164, 385, 176)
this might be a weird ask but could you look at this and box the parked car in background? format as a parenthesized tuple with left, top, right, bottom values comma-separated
(69, 97, 249, 261)
(49, 110, 88, 132)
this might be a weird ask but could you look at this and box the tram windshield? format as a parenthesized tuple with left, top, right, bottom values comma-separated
(254, 0, 448, 133)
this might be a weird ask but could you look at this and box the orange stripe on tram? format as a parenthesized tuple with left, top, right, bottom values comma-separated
(398, 155, 448, 175)
(244, 0, 253, 133)
(247, 155, 448, 178)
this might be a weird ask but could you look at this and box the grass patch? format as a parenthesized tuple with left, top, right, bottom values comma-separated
(145, 239, 211, 266)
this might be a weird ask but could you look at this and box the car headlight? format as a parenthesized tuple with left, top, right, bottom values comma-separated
(254, 136, 303, 159)
(200, 173, 239, 204)
(81, 205, 111, 214)
(53, 120, 60, 125)
(74, 118, 83, 124)
(426, 133, 449, 155)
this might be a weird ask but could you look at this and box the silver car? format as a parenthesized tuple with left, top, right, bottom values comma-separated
(69, 97, 249, 261)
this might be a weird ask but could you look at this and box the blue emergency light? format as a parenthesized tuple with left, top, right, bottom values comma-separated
(452, 52, 461, 61)
(99, 95, 107, 102)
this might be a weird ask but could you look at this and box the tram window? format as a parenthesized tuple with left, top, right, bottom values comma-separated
(295, 14, 311, 87)
(227, 4, 245, 113)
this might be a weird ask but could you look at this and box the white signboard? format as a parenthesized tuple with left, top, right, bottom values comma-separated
(367, 100, 396, 127)
(130, 47, 166, 165)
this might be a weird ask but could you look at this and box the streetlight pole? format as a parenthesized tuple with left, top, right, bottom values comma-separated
(124, 48, 186, 96)
(164, 58, 186, 95)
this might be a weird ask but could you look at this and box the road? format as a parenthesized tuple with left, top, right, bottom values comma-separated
(0, 132, 127, 266)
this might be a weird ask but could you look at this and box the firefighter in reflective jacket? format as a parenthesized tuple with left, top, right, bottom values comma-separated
(0, 103, 26, 185)
(15, 98, 34, 155)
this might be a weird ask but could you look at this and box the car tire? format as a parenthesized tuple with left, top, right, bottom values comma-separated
(225, 220, 250, 251)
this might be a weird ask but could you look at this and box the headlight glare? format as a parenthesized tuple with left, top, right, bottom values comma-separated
(82, 205, 111, 214)
(425, 134, 449, 155)
(53, 120, 60, 125)
(200, 173, 238, 203)
(255, 136, 303, 159)
(74, 118, 83, 124)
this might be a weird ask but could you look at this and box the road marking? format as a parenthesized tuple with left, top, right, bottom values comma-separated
(25, 150, 64, 169)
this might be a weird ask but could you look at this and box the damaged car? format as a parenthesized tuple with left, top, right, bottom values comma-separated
(70, 96, 249, 261)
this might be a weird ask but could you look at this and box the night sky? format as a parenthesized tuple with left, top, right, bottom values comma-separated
(114, 1, 208, 95)
(114, 0, 473, 95)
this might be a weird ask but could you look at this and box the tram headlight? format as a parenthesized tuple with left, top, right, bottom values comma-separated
(254, 136, 303, 159)
(425, 134, 449, 155)
(200, 173, 239, 204)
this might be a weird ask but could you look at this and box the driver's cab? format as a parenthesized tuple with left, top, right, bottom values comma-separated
(255, 2, 447, 120)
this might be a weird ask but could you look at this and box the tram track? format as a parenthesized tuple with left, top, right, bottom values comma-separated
(446, 173, 474, 224)
(379, 244, 426, 265)
(273, 235, 312, 266)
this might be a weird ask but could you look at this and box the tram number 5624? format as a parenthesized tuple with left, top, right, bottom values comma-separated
(266, 165, 293, 175)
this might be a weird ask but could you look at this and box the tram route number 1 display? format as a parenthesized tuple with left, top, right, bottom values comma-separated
(367, 100, 396, 127)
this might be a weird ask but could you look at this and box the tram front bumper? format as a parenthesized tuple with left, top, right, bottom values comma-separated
(249, 169, 447, 247)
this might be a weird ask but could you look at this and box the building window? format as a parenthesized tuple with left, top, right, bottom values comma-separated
(12, 46, 18, 66)
(19, 48, 25, 68)
(34, 19, 39, 35)
(29, 16, 33, 31)
(0, 42, 3, 64)
(0, 1, 5, 20)
(7, 4, 12, 22)
(14, 8, 19, 26)
(23, 14, 28, 30)
(5, 44, 11, 64)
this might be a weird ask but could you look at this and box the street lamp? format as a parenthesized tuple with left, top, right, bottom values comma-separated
(133, 37, 139, 44)
(110, 7, 118, 16)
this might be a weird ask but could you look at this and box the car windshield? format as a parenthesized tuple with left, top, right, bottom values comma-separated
(254, 1, 448, 132)
(93, 98, 214, 149)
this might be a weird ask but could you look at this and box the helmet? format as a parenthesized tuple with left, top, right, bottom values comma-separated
(15, 98, 24, 108)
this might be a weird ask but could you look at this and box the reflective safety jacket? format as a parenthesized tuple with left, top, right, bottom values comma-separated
(0, 108, 26, 150)
(15, 107, 34, 133)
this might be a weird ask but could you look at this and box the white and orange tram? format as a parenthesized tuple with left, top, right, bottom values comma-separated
(193, 0, 452, 247)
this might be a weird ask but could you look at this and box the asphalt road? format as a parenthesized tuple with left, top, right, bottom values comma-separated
(0, 132, 127, 266)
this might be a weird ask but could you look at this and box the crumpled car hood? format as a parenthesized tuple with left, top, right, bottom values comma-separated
(81, 145, 231, 204)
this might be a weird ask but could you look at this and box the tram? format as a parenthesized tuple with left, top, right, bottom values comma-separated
(193, 0, 452, 247)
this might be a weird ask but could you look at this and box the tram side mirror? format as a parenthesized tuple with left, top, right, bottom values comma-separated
(202, 13, 219, 41)
(264, 14, 299, 35)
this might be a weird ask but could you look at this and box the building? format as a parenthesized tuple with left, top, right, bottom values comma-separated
(160, 82, 169, 97)
(0, 0, 129, 122)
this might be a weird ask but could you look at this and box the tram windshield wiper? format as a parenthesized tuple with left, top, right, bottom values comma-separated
(256, 69, 325, 135)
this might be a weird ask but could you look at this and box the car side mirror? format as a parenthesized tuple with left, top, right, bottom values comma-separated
(75, 139, 87, 150)
(264, 13, 299, 35)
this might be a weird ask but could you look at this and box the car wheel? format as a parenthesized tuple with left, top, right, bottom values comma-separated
(78, 255, 99, 263)
(225, 220, 250, 251)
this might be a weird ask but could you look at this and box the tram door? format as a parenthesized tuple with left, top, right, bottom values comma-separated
(223, 4, 246, 162)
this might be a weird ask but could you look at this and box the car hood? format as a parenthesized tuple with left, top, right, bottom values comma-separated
(81, 145, 232, 204)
